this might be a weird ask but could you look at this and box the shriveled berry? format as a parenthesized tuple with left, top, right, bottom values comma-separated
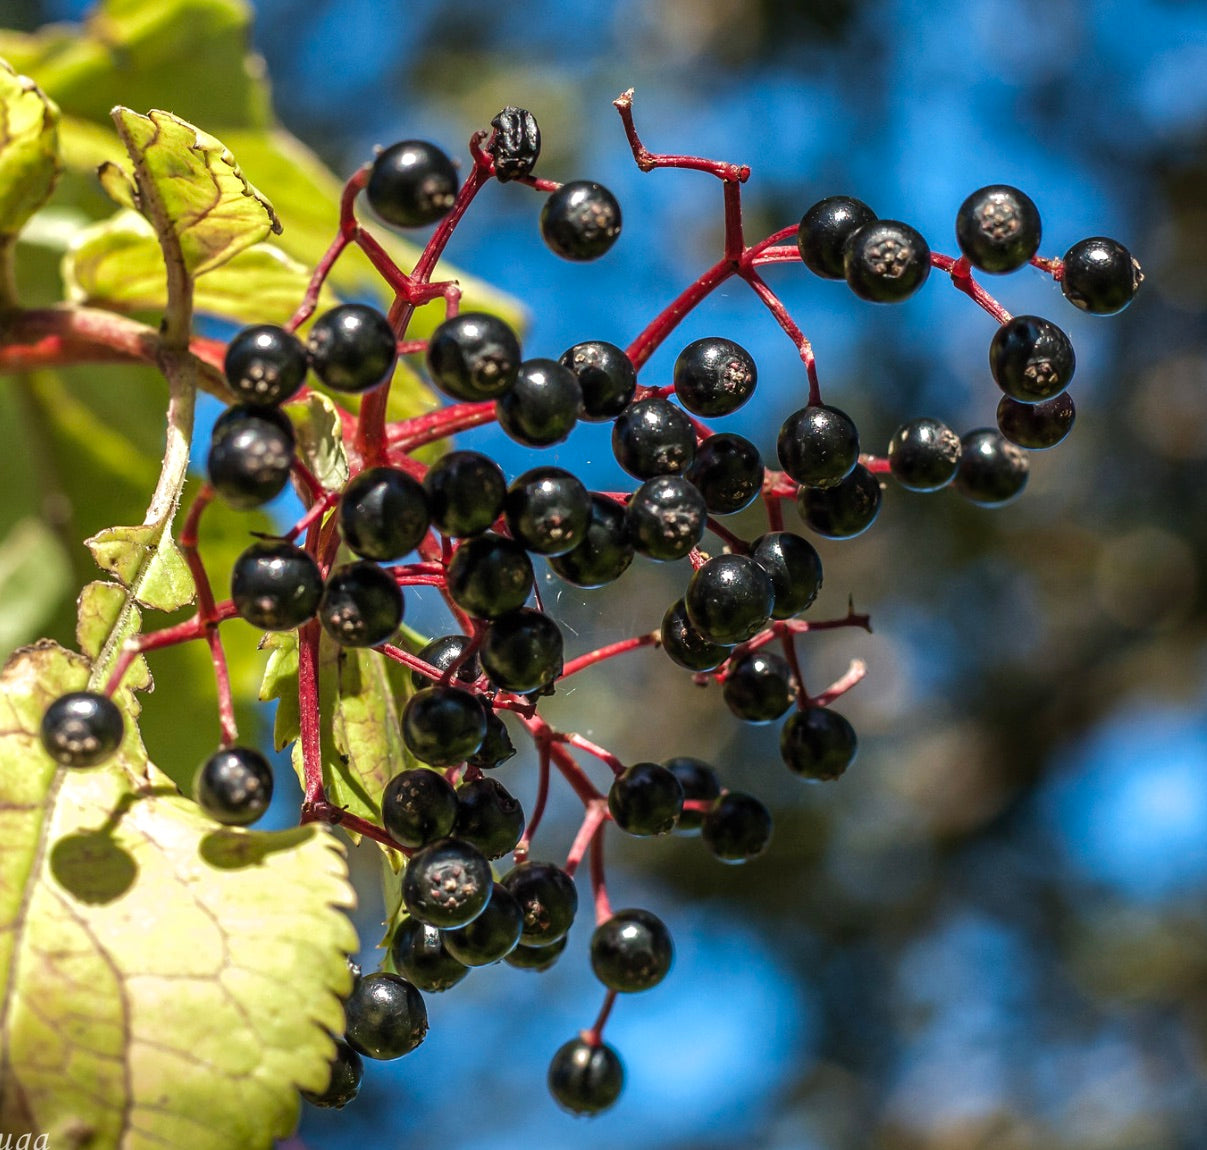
(488, 106, 541, 182)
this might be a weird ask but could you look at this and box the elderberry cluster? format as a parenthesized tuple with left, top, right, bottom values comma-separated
(37, 98, 1141, 1119)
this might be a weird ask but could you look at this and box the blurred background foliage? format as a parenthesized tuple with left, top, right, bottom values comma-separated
(3, 0, 1207, 1147)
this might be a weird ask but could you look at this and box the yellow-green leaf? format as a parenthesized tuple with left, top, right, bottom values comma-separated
(63, 208, 339, 324)
(0, 58, 60, 240)
(285, 390, 349, 494)
(85, 522, 194, 613)
(110, 106, 279, 277)
(258, 629, 300, 753)
(0, 642, 358, 1149)
(76, 580, 151, 695)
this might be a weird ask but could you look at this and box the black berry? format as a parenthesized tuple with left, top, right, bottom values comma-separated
(723, 651, 795, 723)
(750, 532, 823, 619)
(844, 219, 931, 302)
(426, 312, 522, 402)
(445, 533, 534, 619)
(887, 417, 962, 492)
(339, 466, 430, 561)
(380, 767, 459, 848)
(230, 539, 323, 631)
(501, 861, 578, 946)
(307, 303, 397, 393)
(495, 358, 582, 448)
(701, 791, 773, 862)
(223, 324, 308, 405)
(660, 597, 730, 672)
(40, 690, 124, 768)
(402, 837, 492, 929)
(955, 185, 1042, 274)
(479, 608, 564, 693)
(410, 633, 481, 691)
(367, 140, 459, 228)
(780, 706, 857, 780)
(685, 553, 774, 646)
(954, 429, 1030, 505)
(540, 180, 622, 261)
(686, 432, 764, 514)
(504, 467, 591, 555)
(401, 686, 488, 768)
(441, 881, 524, 966)
(488, 106, 540, 182)
(663, 757, 721, 834)
(548, 1037, 623, 1115)
(452, 776, 525, 859)
(997, 392, 1075, 449)
(318, 560, 403, 648)
(989, 315, 1075, 403)
(389, 918, 470, 993)
(344, 971, 428, 1060)
(612, 396, 697, 479)
(673, 337, 757, 417)
(193, 745, 274, 826)
(207, 404, 295, 510)
(777, 404, 859, 489)
(548, 494, 635, 588)
(302, 1038, 362, 1109)
(423, 450, 507, 538)
(608, 762, 684, 836)
(797, 195, 877, 279)
(626, 475, 707, 562)
(558, 340, 637, 420)
(1060, 236, 1142, 314)
(505, 935, 568, 971)
(797, 463, 882, 539)
(590, 907, 673, 992)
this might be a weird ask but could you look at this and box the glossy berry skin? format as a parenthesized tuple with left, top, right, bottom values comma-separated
(306, 303, 397, 393)
(989, 315, 1075, 403)
(501, 861, 579, 946)
(380, 767, 459, 848)
(223, 324, 308, 405)
(504, 467, 591, 555)
(1061, 236, 1142, 314)
(343, 972, 428, 1060)
(548, 494, 635, 588)
(612, 397, 697, 479)
(797, 464, 882, 539)
(427, 313, 522, 402)
(41, 691, 124, 767)
(423, 450, 507, 538)
(506, 934, 568, 971)
(997, 392, 1075, 450)
(954, 429, 1030, 505)
(540, 180, 622, 261)
(887, 417, 962, 492)
(844, 219, 931, 302)
(339, 466, 429, 561)
(723, 651, 795, 723)
(590, 908, 673, 993)
(488, 106, 540, 182)
(797, 195, 877, 278)
(230, 539, 323, 631)
(608, 762, 684, 836)
(445, 533, 534, 619)
(452, 776, 525, 860)
(663, 757, 721, 834)
(318, 560, 403, 648)
(626, 475, 707, 562)
(389, 918, 470, 992)
(687, 432, 764, 514)
(751, 532, 823, 619)
(955, 185, 1042, 274)
(401, 686, 487, 768)
(479, 608, 564, 693)
(777, 404, 859, 489)
(366, 139, 459, 228)
(193, 746, 273, 826)
(558, 340, 637, 420)
(302, 1038, 362, 1109)
(660, 598, 731, 672)
(702, 791, 772, 862)
(685, 554, 775, 646)
(403, 837, 492, 929)
(673, 337, 757, 417)
(442, 882, 524, 966)
(496, 358, 582, 448)
(548, 1037, 624, 1115)
(467, 706, 517, 771)
(207, 404, 295, 510)
(410, 633, 480, 691)
(781, 707, 857, 780)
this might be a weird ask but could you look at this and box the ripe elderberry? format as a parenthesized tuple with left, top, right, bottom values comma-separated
(798, 195, 877, 279)
(193, 746, 274, 826)
(780, 706, 857, 780)
(777, 404, 859, 489)
(402, 837, 493, 929)
(306, 303, 397, 393)
(366, 140, 459, 229)
(230, 539, 323, 631)
(751, 532, 823, 619)
(206, 404, 295, 510)
(797, 464, 883, 539)
(702, 791, 773, 862)
(608, 762, 685, 836)
(444, 533, 534, 619)
(479, 608, 564, 693)
(888, 417, 962, 492)
(390, 918, 470, 993)
(338, 466, 430, 561)
(685, 553, 775, 645)
(660, 598, 730, 672)
(559, 339, 637, 420)
(223, 324, 308, 405)
(590, 908, 674, 992)
(997, 392, 1075, 450)
(954, 429, 1030, 505)
(844, 219, 931, 302)
(1060, 236, 1142, 314)
(302, 1039, 362, 1109)
(663, 756, 721, 833)
(723, 651, 796, 723)
(380, 767, 459, 848)
(612, 396, 697, 479)
(687, 432, 764, 514)
(441, 882, 524, 966)
(496, 358, 582, 448)
(401, 686, 488, 768)
(504, 467, 592, 555)
(506, 935, 568, 972)
(40, 690, 124, 767)
(955, 184, 1042, 274)
(317, 560, 404, 648)
(501, 861, 579, 947)
(343, 971, 428, 1060)
(540, 179, 622, 260)
(427, 312, 522, 402)
(423, 450, 507, 538)
(548, 494, 635, 587)
(452, 776, 525, 860)
(548, 1037, 624, 1116)
(410, 634, 481, 690)
(989, 315, 1075, 403)
(673, 336, 757, 417)
(626, 475, 707, 562)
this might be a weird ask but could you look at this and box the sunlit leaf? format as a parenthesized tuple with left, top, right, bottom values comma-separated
(86, 522, 194, 614)
(284, 390, 349, 494)
(0, 641, 357, 1149)
(0, 58, 60, 240)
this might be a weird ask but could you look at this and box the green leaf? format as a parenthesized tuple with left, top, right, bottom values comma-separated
(258, 629, 300, 753)
(0, 519, 71, 654)
(285, 390, 349, 493)
(283, 636, 413, 859)
(75, 580, 151, 695)
(85, 522, 194, 614)
(0, 58, 60, 240)
(110, 106, 280, 277)
(0, 641, 357, 1149)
